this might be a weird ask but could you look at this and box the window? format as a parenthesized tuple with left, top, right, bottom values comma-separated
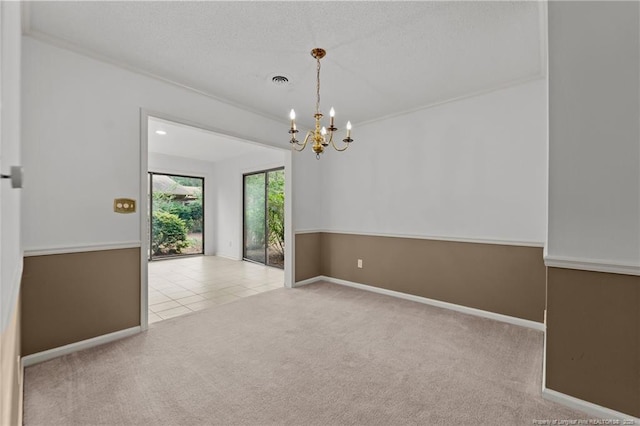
(148, 172, 204, 260)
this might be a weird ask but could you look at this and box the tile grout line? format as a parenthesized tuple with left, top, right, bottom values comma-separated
(148, 257, 284, 323)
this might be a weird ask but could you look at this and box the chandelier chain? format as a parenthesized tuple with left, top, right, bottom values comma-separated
(316, 57, 321, 115)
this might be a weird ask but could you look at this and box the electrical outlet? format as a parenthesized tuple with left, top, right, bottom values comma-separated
(357, 259, 363, 269)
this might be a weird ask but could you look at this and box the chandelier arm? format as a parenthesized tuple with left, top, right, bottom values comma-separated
(330, 136, 350, 152)
(325, 128, 334, 146)
(292, 130, 313, 152)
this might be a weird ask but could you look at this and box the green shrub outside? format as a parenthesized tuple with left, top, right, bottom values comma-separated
(266, 171, 284, 256)
(153, 190, 203, 233)
(152, 211, 189, 255)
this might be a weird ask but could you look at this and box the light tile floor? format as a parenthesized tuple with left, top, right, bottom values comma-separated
(148, 256, 284, 324)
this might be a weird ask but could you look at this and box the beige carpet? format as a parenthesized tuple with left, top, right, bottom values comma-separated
(24, 282, 587, 425)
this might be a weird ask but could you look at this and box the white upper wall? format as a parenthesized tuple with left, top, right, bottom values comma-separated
(319, 79, 548, 244)
(547, 2, 640, 267)
(214, 150, 285, 260)
(291, 148, 322, 232)
(21, 36, 288, 251)
(21, 33, 551, 256)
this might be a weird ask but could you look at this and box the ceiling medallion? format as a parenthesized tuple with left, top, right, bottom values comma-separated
(288, 48, 353, 159)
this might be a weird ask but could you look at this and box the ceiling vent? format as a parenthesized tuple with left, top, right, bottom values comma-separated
(271, 75, 290, 86)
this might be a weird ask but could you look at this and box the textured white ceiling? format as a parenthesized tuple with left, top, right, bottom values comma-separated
(148, 116, 275, 163)
(25, 1, 544, 128)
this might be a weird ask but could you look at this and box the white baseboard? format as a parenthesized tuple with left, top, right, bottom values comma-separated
(22, 326, 141, 367)
(214, 253, 242, 261)
(542, 388, 640, 424)
(295, 276, 545, 331)
(292, 276, 323, 287)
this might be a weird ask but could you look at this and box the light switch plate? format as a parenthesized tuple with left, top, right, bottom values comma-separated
(114, 198, 136, 213)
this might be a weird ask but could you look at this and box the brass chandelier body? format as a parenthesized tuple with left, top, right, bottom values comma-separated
(289, 48, 353, 159)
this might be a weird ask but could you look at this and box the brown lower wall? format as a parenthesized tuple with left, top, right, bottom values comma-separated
(295, 232, 546, 322)
(21, 248, 141, 356)
(1, 296, 21, 426)
(546, 267, 640, 417)
(295, 233, 322, 282)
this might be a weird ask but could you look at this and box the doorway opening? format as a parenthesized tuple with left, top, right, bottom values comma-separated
(141, 111, 293, 327)
(148, 172, 204, 260)
(243, 168, 285, 269)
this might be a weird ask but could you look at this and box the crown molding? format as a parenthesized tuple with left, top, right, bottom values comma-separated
(23, 21, 547, 133)
(356, 74, 546, 129)
(22, 31, 289, 128)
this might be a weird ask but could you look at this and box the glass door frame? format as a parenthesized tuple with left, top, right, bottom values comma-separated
(242, 167, 285, 269)
(148, 171, 205, 261)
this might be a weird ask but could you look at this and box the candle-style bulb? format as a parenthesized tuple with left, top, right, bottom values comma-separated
(329, 107, 335, 118)
(346, 121, 352, 138)
(289, 109, 296, 131)
(321, 126, 327, 135)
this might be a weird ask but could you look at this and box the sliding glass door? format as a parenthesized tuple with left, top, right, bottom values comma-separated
(148, 172, 204, 260)
(243, 173, 266, 264)
(243, 168, 284, 268)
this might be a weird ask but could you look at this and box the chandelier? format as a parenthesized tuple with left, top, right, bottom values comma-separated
(288, 48, 353, 159)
